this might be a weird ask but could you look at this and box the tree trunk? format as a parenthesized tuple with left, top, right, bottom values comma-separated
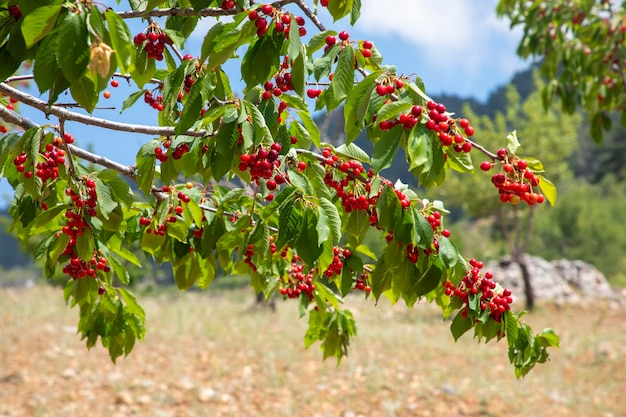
(515, 254, 535, 311)
(255, 292, 276, 312)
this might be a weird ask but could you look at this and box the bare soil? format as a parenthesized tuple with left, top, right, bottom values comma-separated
(1, 286, 624, 417)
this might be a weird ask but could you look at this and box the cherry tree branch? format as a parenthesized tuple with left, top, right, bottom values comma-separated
(0, 83, 209, 138)
(116, 0, 299, 19)
(0, 105, 174, 204)
(0, 105, 137, 179)
(293, 0, 326, 31)
(0, 105, 36, 130)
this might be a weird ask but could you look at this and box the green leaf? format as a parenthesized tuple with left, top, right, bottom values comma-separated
(318, 197, 341, 245)
(350, 0, 362, 24)
(212, 121, 238, 179)
(70, 75, 98, 113)
(536, 175, 557, 206)
(371, 126, 402, 173)
(21, 4, 63, 48)
(437, 237, 458, 268)
(287, 16, 302, 60)
(33, 33, 59, 93)
(412, 209, 434, 250)
(376, 185, 402, 232)
(56, 12, 90, 82)
(95, 178, 118, 220)
(334, 143, 370, 164)
(406, 126, 431, 171)
(76, 228, 95, 261)
(241, 30, 282, 90)
(504, 311, 519, 346)
(175, 79, 204, 134)
(131, 48, 156, 89)
(327, 0, 354, 21)
(446, 146, 474, 173)
(201, 21, 243, 67)
(537, 328, 560, 348)
(295, 208, 323, 267)
(280, 95, 321, 148)
(290, 50, 306, 97)
(327, 45, 355, 111)
(415, 261, 442, 297)
(344, 71, 381, 143)
(135, 140, 160, 195)
(346, 209, 369, 247)
(105, 9, 134, 74)
(376, 100, 412, 123)
(450, 310, 473, 342)
(506, 130, 520, 155)
(277, 199, 302, 250)
(120, 90, 145, 114)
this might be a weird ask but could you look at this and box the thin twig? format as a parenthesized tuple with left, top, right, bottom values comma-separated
(0, 83, 209, 138)
(293, 0, 326, 31)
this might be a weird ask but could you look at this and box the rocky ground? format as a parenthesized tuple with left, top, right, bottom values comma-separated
(1, 286, 625, 417)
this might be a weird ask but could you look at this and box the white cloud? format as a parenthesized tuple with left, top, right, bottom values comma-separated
(355, 0, 526, 90)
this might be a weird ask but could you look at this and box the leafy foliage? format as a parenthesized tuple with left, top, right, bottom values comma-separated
(0, 0, 559, 375)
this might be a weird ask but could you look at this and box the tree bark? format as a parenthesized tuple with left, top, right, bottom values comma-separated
(514, 254, 535, 311)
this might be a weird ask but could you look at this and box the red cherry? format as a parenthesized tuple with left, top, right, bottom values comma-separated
(376, 84, 388, 96)
(338, 31, 349, 41)
(261, 4, 273, 14)
(362, 40, 373, 49)
(479, 161, 492, 171)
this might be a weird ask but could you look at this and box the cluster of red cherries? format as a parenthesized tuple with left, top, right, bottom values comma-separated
(60, 179, 110, 279)
(279, 253, 317, 301)
(248, 4, 307, 37)
(261, 72, 295, 100)
(480, 148, 545, 205)
(133, 28, 172, 62)
(238, 143, 283, 185)
(13, 136, 67, 186)
(143, 90, 164, 112)
(443, 258, 513, 323)
(322, 247, 350, 278)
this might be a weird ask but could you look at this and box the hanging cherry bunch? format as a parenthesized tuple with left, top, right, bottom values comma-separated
(143, 88, 164, 112)
(248, 4, 306, 37)
(353, 273, 371, 293)
(279, 253, 316, 301)
(480, 148, 545, 205)
(443, 258, 513, 323)
(133, 24, 172, 61)
(261, 56, 296, 100)
(238, 142, 284, 185)
(13, 135, 67, 186)
(59, 178, 111, 280)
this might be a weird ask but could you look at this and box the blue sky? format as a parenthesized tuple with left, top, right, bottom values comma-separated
(1, 1, 530, 202)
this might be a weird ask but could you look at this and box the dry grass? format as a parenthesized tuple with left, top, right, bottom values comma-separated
(0, 286, 624, 417)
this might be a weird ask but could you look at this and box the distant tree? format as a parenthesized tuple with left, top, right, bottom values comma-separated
(497, 0, 626, 141)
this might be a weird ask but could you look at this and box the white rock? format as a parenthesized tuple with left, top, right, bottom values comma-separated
(197, 387, 216, 403)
